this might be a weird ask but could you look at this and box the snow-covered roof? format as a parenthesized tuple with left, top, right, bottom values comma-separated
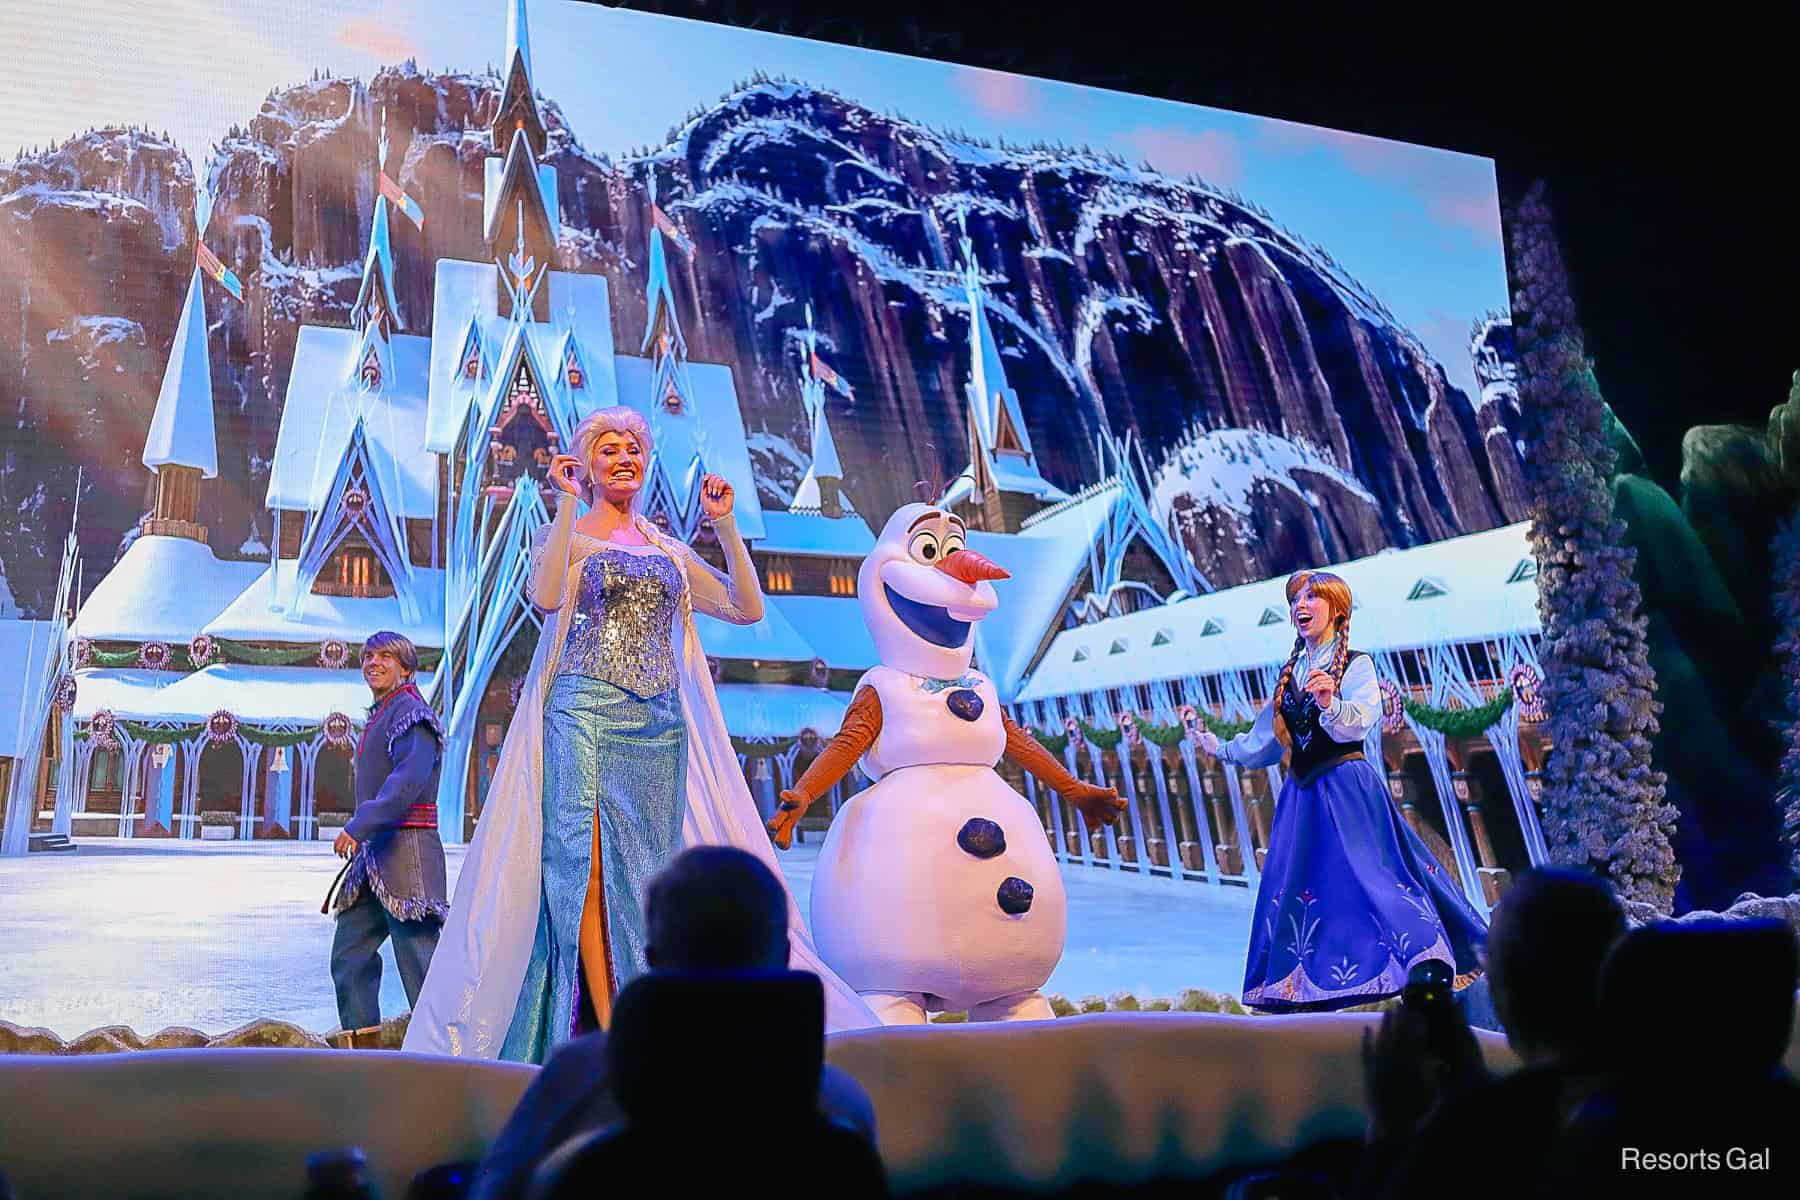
(1015, 522, 1541, 702)
(966, 482, 1124, 702)
(426, 260, 618, 453)
(614, 355, 765, 540)
(994, 453, 1070, 500)
(940, 453, 1071, 509)
(767, 595, 879, 670)
(202, 561, 446, 648)
(694, 596, 818, 664)
(0, 620, 58, 757)
(68, 669, 187, 723)
(142, 269, 218, 478)
(714, 683, 849, 738)
(73, 537, 264, 643)
(755, 509, 874, 557)
(267, 326, 436, 518)
(72, 665, 435, 725)
(482, 135, 560, 246)
(790, 468, 858, 515)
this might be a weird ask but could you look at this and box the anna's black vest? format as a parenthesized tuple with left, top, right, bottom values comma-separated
(1278, 650, 1370, 784)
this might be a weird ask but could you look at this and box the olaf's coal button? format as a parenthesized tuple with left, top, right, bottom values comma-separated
(996, 876, 1034, 915)
(957, 818, 1006, 859)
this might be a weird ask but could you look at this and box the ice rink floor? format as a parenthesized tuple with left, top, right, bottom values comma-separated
(0, 838, 1256, 1038)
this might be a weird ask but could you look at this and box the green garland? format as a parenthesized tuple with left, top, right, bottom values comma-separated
(79, 638, 449, 671)
(1035, 728, 1071, 756)
(241, 726, 327, 749)
(1403, 688, 1514, 739)
(1199, 712, 1256, 741)
(731, 737, 797, 759)
(82, 720, 355, 747)
(118, 722, 196, 745)
(86, 645, 199, 671)
(212, 639, 332, 667)
(1138, 720, 1188, 749)
(1076, 718, 1123, 750)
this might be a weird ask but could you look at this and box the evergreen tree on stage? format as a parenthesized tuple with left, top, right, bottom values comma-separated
(1770, 370, 1800, 876)
(1508, 180, 1679, 911)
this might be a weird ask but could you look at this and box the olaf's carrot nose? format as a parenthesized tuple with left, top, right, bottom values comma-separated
(937, 548, 1010, 584)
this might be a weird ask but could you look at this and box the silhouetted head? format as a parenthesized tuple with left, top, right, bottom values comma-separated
(1485, 867, 1626, 1064)
(1598, 916, 1798, 1078)
(643, 846, 790, 971)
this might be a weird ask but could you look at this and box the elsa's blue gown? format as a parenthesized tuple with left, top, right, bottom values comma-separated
(500, 546, 688, 1062)
(1218, 642, 1486, 1011)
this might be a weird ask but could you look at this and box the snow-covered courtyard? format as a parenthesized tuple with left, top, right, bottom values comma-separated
(0, 838, 1255, 1038)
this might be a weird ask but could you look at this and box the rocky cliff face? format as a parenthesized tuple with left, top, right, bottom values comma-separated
(0, 66, 1524, 615)
(0, 127, 194, 611)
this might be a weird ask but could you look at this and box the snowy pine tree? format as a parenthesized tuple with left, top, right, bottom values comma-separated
(1774, 509, 1800, 875)
(1772, 369, 1800, 874)
(1508, 181, 1679, 910)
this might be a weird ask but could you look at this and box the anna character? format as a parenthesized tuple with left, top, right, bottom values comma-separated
(1198, 570, 1486, 1011)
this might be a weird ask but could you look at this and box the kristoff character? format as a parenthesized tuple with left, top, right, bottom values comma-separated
(327, 631, 448, 1041)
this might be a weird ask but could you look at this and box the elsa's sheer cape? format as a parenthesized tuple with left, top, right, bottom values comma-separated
(403, 518, 877, 1056)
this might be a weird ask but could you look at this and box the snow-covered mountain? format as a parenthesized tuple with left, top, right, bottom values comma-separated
(0, 65, 1526, 615)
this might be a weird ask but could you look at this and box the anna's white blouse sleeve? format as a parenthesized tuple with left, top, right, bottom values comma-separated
(1318, 655, 1380, 743)
(1217, 700, 1284, 770)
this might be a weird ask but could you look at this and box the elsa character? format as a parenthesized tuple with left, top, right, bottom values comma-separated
(404, 406, 875, 1061)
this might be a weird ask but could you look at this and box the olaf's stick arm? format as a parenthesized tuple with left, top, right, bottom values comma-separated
(1001, 714, 1127, 830)
(767, 686, 882, 849)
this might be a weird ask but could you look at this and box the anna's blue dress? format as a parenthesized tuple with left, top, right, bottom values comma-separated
(1219, 641, 1486, 1011)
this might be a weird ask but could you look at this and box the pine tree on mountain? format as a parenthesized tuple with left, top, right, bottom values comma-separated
(1508, 180, 1679, 911)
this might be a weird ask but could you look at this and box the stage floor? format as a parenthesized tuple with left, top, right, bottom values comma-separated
(0, 838, 1256, 1038)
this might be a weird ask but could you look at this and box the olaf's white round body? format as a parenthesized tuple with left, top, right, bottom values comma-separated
(809, 666, 1067, 1011)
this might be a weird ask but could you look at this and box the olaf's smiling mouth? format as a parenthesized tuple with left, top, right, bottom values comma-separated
(884, 584, 970, 649)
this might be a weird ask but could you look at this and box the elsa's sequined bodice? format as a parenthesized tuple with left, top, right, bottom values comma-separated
(556, 547, 683, 697)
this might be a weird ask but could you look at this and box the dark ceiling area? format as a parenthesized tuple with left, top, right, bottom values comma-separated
(593, 0, 1795, 492)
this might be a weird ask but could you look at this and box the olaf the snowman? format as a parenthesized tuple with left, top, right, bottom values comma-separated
(770, 503, 1125, 1023)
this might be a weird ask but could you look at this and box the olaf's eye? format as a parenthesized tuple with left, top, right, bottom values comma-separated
(908, 531, 941, 562)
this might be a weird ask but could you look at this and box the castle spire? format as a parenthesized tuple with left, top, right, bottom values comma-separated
(351, 117, 401, 336)
(141, 257, 218, 541)
(643, 174, 693, 413)
(792, 303, 854, 518)
(941, 215, 1065, 532)
(491, 0, 546, 158)
(506, 0, 533, 81)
